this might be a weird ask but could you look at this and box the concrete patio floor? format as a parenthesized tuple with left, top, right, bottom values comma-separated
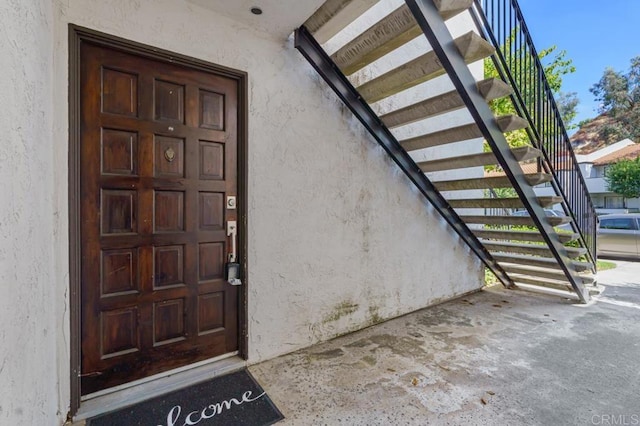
(250, 261, 640, 425)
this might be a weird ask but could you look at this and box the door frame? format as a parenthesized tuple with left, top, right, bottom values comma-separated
(68, 25, 249, 415)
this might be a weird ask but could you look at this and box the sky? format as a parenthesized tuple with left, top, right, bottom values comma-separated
(517, 0, 640, 130)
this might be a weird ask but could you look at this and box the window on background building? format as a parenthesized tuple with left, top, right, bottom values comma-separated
(595, 165, 609, 178)
(604, 196, 625, 209)
(599, 217, 638, 230)
(591, 195, 604, 209)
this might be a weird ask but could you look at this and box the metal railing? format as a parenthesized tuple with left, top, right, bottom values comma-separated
(470, 0, 597, 265)
(485, 188, 514, 218)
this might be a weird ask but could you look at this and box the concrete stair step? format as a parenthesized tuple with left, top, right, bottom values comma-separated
(511, 276, 575, 293)
(473, 228, 579, 244)
(572, 260, 596, 273)
(533, 196, 563, 207)
(495, 114, 529, 133)
(492, 253, 593, 272)
(358, 31, 494, 103)
(483, 241, 586, 258)
(332, 5, 420, 75)
(433, 0, 476, 20)
(460, 215, 571, 227)
(380, 78, 511, 128)
(401, 123, 480, 150)
(448, 196, 562, 209)
(381, 89, 466, 128)
(476, 77, 514, 101)
(332, 0, 473, 75)
(501, 264, 596, 284)
(434, 173, 551, 191)
(418, 146, 541, 172)
(400, 114, 528, 151)
(304, 0, 380, 44)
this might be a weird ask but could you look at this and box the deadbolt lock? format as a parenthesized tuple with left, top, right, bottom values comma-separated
(226, 196, 237, 210)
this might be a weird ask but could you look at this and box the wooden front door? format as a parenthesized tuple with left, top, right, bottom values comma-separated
(79, 42, 241, 395)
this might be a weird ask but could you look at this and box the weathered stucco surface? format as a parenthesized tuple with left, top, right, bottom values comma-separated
(251, 263, 640, 425)
(0, 0, 59, 424)
(1, 0, 482, 422)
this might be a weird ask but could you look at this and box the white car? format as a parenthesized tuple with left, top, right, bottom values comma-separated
(510, 209, 573, 231)
(597, 214, 640, 259)
(511, 209, 565, 218)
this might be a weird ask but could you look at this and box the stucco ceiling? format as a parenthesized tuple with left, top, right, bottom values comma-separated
(187, 0, 326, 39)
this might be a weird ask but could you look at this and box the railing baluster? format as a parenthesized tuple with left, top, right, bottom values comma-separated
(471, 0, 597, 265)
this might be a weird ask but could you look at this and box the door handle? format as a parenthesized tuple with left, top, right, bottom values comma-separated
(226, 221, 241, 286)
(227, 220, 237, 262)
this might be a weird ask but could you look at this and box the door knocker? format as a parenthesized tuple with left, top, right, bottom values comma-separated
(164, 147, 176, 162)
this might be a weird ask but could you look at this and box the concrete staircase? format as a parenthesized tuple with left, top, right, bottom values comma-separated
(296, 0, 595, 301)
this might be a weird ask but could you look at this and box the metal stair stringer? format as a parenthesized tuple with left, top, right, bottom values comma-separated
(405, 0, 590, 302)
(295, 0, 592, 302)
(294, 25, 516, 291)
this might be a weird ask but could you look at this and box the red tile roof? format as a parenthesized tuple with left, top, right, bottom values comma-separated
(485, 162, 539, 177)
(592, 144, 640, 165)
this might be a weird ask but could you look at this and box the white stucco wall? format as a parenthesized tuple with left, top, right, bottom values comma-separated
(0, 0, 483, 422)
(626, 198, 640, 210)
(0, 0, 59, 425)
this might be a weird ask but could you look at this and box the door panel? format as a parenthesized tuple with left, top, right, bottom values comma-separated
(80, 43, 240, 395)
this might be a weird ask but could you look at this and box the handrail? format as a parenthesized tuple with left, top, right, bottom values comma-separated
(469, 0, 597, 267)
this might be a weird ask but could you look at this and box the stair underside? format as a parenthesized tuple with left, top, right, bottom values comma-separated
(473, 228, 578, 244)
(381, 78, 512, 128)
(418, 146, 541, 172)
(491, 253, 592, 272)
(332, 1, 474, 75)
(357, 31, 495, 103)
(299, 0, 593, 301)
(434, 173, 551, 191)
(448, 195, 562, 209)
(500, 264, 595, 284)
(460, 215, 570, 227)
(400, 115, 529, 151)
(482, 241, 586, 258)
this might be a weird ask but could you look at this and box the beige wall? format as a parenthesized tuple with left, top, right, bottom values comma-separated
(0, 0, 484, 423)
(0, 0, 59, 424)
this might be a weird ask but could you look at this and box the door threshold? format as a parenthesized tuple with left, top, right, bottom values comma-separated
(73, 353, 246, 422)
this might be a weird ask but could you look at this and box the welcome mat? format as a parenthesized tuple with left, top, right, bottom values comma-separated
(87, 369, 284, 426)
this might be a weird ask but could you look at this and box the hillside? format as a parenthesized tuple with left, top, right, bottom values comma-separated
(570, 114, 621, 154)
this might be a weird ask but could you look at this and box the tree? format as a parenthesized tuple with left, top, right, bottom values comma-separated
(555, 91, 579, 130)
(605, 157, 640, 199)
(590, 56, 640, 142)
